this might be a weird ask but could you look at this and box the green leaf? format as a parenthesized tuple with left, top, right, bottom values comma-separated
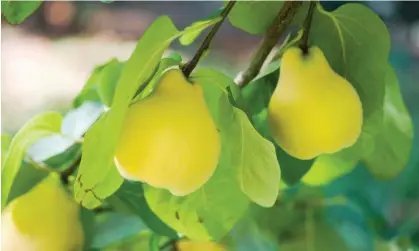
(166, 52, 183, 63)
(80, 208, 96, 250)
(229, 108, 280, 207)
(228, 0, 284, 34)
(179, 17, 222, 45)
(144, 150, 249, 241)
(100, 232, 154, 251)
(243, 191, 348, 251)
(6, 162, 48, 204)
(97, 59, 125, 107)
(190, 68, 232, 126)
(1, 111, 62, 208)
(73, 59, 124, 108)
(310, 3, 391, 142)
(192, 68, 280, 207)
(107, 181, 177, 238)
(1, 134, 13, 167)
(74, 16, 180, 208)
(90, 212, 148, 249)
(76, 145, 124, 209)
(362, 65, 414, 179)
(301, 145, 360, 186)
(1, 0, 42, 24)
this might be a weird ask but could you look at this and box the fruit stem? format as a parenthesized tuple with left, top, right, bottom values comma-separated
(181, 1, 237, 77)
(299, 1, 317, 55)
(236, 1, 302, 88)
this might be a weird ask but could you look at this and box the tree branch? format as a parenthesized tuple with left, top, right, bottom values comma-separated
(299, 1, 317, 54)
(236, 1, 302, 88)
(182, 1, 237, 77)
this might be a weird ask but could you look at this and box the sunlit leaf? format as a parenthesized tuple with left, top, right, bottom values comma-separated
(73, 60, 124, 108)
(193, 69, 280, 207)
(179, 17, 222, 45)
(1, 134, 13, 167)
(302, 144, 360, 186)
(1, 112, 62, 208)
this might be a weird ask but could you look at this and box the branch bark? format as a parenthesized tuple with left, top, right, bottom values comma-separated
(182, 1, 237, 77)
(236, 1, 302, 88)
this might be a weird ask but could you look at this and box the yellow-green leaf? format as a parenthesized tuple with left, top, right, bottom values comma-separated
(1, 112, 62, 208)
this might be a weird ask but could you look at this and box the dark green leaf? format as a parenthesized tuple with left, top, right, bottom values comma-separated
(363, 65, 414, 179)
(90, 212, 147, 249)
(80, 208, 96, 250)
(6, 162, 48, 204)
(228, 0, 284, 34)
(241, 68, 278, 116)
(1, 0, 42, 24)
(74, 16, 180, 208)
(107, 181, 177, 238)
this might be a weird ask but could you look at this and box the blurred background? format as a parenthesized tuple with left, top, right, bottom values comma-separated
(1, 1, 418, 133)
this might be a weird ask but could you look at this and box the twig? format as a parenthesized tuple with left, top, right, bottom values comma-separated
(159, 238, 178, 251)
(299, 1, 317, 54)
(93, 206, 113, 214)
(60, 155, 82, 184)
(236, 1, 302, 88)
(182, 1, 237, 77)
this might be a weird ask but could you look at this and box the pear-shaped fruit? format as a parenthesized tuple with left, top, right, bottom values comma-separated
(114, 68, 221, 196)
(177, 240, 227, 251)
(268, 46, 363, 160)
(1, 173, 85, 251)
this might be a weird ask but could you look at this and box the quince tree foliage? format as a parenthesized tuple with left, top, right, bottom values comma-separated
(2, 1, 417, 251)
